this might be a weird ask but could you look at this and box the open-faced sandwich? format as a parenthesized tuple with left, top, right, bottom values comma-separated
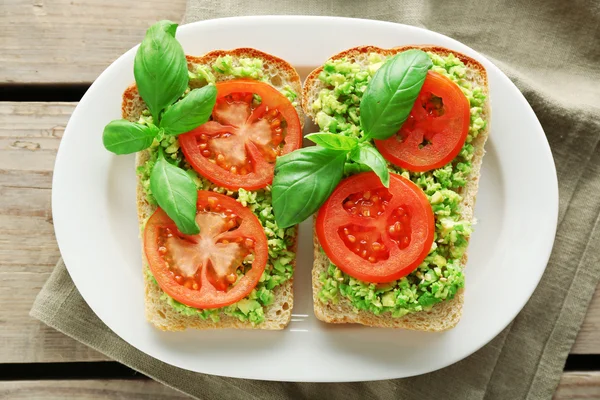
(103, 21, 304, 330)
(272, 46, 489, 331)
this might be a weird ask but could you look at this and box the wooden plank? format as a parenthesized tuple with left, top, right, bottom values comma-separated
(0, 380, 189, 399)
(1, 0, 186, 84)
(0, 373, 597, 399)
(0, 101, 599, 363)
(554, 372, 600, 400)
(0, 102, 108, 362)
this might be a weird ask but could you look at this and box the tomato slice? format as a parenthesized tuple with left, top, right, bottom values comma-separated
(375, 71, 470, 172)
(144, 191, 268, 309)
(316, 172, 434, 283)
(179, 80, 302, 191)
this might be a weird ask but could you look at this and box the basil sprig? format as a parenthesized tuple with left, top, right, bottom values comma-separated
(272, 50, 431, 228)
(102, 20, 217, 234)
(360, 49, 432, 140)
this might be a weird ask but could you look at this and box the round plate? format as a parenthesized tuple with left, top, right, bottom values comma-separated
(52, 16, 558, 382)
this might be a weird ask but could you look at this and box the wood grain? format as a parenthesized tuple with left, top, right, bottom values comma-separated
(0, 380, 190, 399)
(0, 102, 108, 362)
(0, 101, 598, 363)
(554, 372, 600, 400)
(0, 373, 597, 399)
(1, 0, 186, 84)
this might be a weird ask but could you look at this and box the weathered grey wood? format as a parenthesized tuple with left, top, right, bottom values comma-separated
(0, 380, 190, 399)
(553, 372, 600, 399)
(0, 101, 108, 362)
(0, 101, 598, 363)
(1, 0, 186, 84)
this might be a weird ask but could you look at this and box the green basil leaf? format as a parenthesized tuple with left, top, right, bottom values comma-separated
(343, 161, 372, 176)
(305, 132, 359, 151)
(150, 149, 199, 235)
(272, 147, 347, 228)
(349, 143, 390, 187)
(102, 120, 159, 155)
(160, 85, 217, 135)
(360, 49, 432, 140)
(134, 20, 189, 124)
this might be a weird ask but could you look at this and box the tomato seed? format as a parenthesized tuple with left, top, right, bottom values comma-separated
(175, 275, 183, 284)
(372, 242, 381, 251)
(158, 246, 167, 255)
(364, 191, 371, 200)
(230, 166, 237, 174)
(199, 143, 207, 150)
(388, 225, 395, 234)
(192, 283, 199, 290)
(245, 238, 255, 248)
(368, 256, 376, 263)
(227, 273, 237, 284)
(202, 149, 211, 157)
(347, 234, 356, 243)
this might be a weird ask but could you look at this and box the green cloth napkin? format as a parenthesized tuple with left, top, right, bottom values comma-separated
(31, 1, 600, 399)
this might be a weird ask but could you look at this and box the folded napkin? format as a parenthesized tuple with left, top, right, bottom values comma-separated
(32, 1, 600, 399)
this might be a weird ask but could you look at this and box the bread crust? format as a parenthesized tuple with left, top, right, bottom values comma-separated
(125, 49, 304, 330)
(305, 46, 490, 331)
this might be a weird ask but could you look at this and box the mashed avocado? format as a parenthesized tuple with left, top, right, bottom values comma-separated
(138, 58, 296, 325)
(315, 52, 486, 317)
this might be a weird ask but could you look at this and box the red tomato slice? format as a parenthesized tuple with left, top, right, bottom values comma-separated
(316, 172, 434, 283)
(375, 71, 470, 172)
(179, 80, 302, 191)
(144, 191, 268, 309)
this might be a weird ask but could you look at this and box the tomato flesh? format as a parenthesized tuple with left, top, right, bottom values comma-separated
(375, 71, 470, 172)
(179, 80, 302, 190)
(316, 172, 434, 283)
(144, 191, 268, 309)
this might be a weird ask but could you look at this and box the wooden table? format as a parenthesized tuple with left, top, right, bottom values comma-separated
(1, 1, 598, 398)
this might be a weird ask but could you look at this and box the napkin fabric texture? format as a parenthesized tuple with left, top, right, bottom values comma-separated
(31, 1, 600, 399)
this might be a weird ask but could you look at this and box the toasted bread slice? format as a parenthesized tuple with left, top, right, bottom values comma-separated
(304, 46, 490, 331)
(124, 49, 304, 330)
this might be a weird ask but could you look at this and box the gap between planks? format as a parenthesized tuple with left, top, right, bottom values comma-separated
(0, 101, 598, 364)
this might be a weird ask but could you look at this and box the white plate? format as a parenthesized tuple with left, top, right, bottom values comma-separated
(52, 16, 558, 382)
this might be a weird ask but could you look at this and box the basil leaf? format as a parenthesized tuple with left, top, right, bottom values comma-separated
(349, 143, 390, 187)
(305, 132, 359, 151)
(160, 85, 217, 135)
(360, 49, 432, 140)
(272, 147, 347, 228)
(134, 20, 188, 124)
(150, 149, 199, 235)
(102, 120, 159, 155)
(343, 161, 372, 176)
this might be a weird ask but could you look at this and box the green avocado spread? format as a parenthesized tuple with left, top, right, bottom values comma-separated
(314, 52, 486, 317)
(138, 57, 297, 325)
